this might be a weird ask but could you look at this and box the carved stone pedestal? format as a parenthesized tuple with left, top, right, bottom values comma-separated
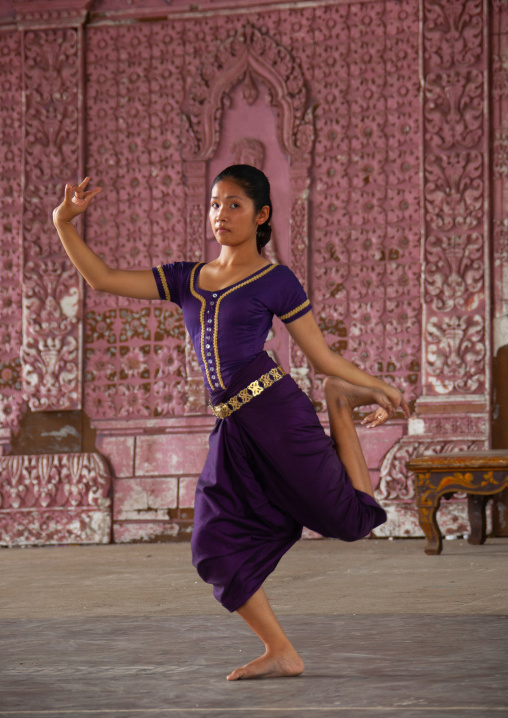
(0, 453, 112, 546)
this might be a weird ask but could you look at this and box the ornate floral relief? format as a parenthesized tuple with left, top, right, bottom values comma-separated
(377, 437, 486, 501)
(288, 195, 308, 284)
(426, 314, 485, 394)
(0, 453, 111, 509)
(423, 0, 483, 69)
(491, 2, 508, 348)
(424, 152, 483, 231)
(0, 32, 25, 438)
(23, 29, 80, 257)
(421, 0, 489, 406)
(494, 123, 508, 176)
(85, 23, 187, 419)
(425, 233, 484, 311)
(492, 53, 508, 99)
(0, 509, 111, 546)
(84, 305, 186, 420)
(20, 26, 84, 411)
(425, 70, 483, 149)
(311, 1, 422, 412)
(0, 451, 111, 546)
(241, 69, 259, 106)
(21, 259, 81, 410)
(493, 220, 508, 264)
(423, 415, 488, 435)
(182, 23, 313, 161)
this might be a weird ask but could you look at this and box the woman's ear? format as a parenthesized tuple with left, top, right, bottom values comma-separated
(257, 205, 270, 225)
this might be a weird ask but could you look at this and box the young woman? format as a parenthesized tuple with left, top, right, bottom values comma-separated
(54, 165, 409, 681)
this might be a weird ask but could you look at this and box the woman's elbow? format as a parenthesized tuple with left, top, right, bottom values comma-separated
(88, 266, 114, 293)
(85, 275, 103, 292)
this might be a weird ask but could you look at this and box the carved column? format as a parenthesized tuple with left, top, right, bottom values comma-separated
(377, 0, 491, 536)
(491, 0, 508, 532)
(14, 0, 93, 412)
(182, 162, 208, 415)
(0, 31, 24, 454)
(289, 149, 313, 392)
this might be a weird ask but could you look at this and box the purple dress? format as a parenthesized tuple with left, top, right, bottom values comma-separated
(153, 261, 387, 612)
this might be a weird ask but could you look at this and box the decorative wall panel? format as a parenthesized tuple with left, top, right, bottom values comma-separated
(376, 0, 492, 536)
(0, 31, 24, 453)
(310, 1, 422, 415)
(0, 452, 111, 545)
(85, 22, 187, 420)
(492, 0, 508, 351)
(15, 1, 92, 413)
(491, 0, 508, 532)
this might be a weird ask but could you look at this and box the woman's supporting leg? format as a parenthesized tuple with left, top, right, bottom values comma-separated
(323, 376, 389, 498)
(227, 586, 304, 681)
(227, 376, 386, 681)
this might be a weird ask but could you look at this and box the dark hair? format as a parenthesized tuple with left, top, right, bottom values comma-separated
(212, 164, 272, 254)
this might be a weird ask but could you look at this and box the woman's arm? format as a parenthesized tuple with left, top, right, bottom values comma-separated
(53, 178, 160, 300)
(286, 310, 410, 417)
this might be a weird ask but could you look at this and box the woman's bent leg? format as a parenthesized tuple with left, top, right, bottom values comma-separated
(324, 376, 388, 499)
(227, 587, 304, 681)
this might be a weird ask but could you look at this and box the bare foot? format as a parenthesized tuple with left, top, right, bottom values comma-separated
(323, 376, 387, 411)
(323, 376, 394, 428)
(226, 648, 304, 681)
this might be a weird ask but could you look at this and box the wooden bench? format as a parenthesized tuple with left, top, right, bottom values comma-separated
(406, 450, 508, 555)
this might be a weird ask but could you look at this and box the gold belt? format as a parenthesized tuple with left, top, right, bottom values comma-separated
(209, 365, 286, 419)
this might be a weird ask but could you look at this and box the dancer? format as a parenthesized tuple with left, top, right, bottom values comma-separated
(54, 166, 410, 681)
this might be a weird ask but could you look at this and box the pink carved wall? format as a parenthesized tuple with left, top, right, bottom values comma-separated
(0, 0, 504, 544)
(0, 29, 24, 446)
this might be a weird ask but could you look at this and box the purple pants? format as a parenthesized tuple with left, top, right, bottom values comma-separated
(191, 352, 387, 612)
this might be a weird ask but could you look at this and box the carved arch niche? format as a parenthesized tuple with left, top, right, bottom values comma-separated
(180, 24, 314, 414)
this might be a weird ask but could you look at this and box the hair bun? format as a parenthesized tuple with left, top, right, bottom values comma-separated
(256, 222, 272, 253)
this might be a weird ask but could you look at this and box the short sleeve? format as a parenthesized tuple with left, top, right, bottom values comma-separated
(151, 262, 192, 308)
(269, 266, 312, 324)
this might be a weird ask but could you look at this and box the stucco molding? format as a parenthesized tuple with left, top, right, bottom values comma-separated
(13, 0, 93, 28)
(181, 23, 313, 163)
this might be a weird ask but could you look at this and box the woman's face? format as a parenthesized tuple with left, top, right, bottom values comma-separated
(209, 179, 269, 249)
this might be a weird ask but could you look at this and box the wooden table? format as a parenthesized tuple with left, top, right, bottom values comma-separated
(406, 450, 508, 555)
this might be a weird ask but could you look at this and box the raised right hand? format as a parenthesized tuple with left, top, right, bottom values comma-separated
(53, 177, 102, 224)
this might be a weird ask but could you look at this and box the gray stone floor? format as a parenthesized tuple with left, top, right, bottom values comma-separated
(1, 538, 507, 717)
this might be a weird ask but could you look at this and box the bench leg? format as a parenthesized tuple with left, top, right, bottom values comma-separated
(467, 494, 487, 545)
(418, 503, 443, 555)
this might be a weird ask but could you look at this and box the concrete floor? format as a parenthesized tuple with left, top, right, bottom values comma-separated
(1, 537, 507, 717)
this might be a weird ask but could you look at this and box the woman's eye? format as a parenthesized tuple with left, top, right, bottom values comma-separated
(210, 202, 218, 209)
(231, 203, 239, 209)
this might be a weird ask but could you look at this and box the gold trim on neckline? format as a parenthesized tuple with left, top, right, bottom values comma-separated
(189, 263, 214, 390)
(212, 264, 277, 389)
(197, 263, 274, 294)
